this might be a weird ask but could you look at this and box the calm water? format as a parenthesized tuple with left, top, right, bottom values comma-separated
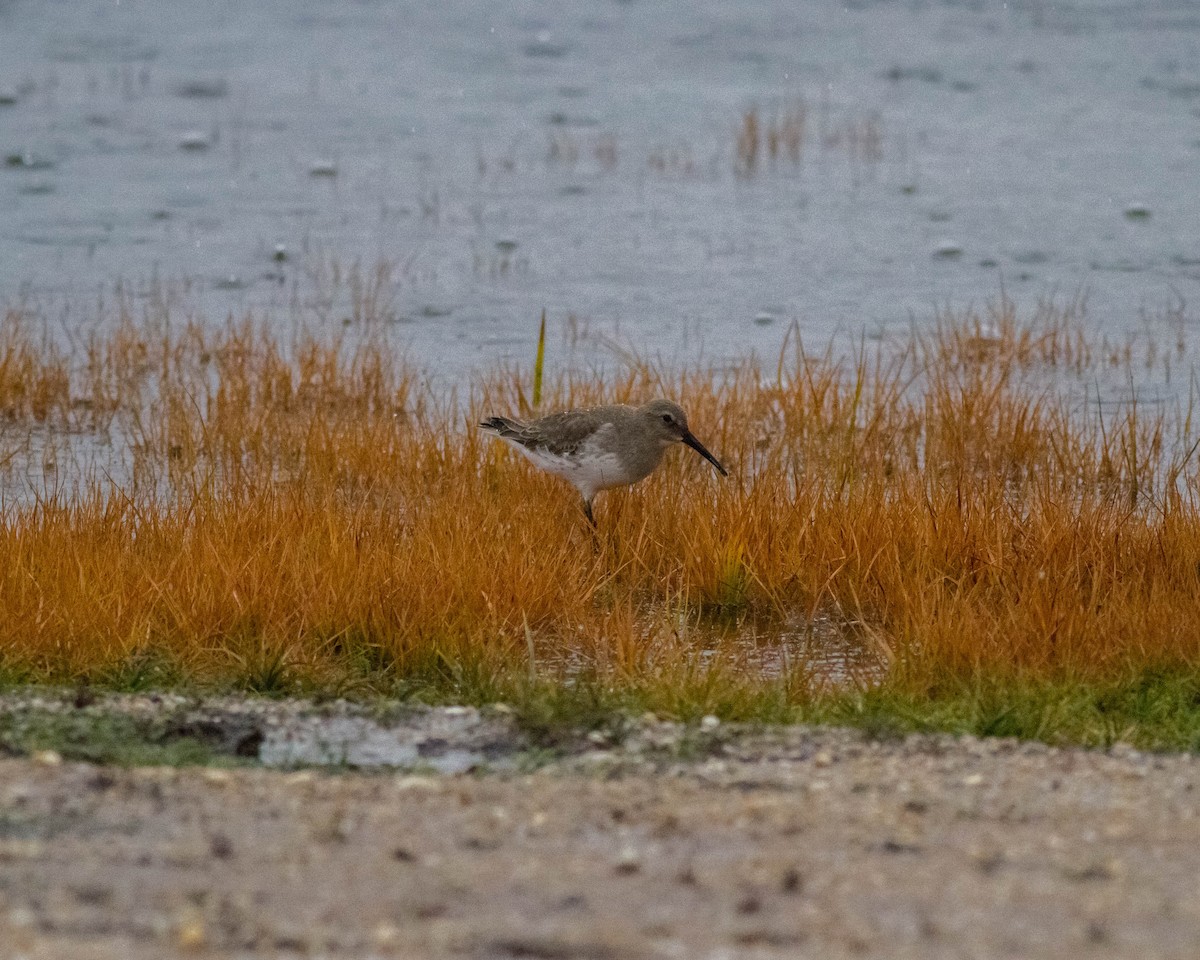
(1, 0, 1199, 377)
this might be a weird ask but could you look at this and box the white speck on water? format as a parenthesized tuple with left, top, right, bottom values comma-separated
(178, 131, 211, 151)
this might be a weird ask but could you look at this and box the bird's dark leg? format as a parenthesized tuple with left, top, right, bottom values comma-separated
(582, 498, 601, 551)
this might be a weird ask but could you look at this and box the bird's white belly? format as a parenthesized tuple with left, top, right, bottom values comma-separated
(504, 438, 628, 500)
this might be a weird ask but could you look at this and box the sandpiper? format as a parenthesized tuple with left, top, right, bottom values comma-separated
(480, 399, 728, 525)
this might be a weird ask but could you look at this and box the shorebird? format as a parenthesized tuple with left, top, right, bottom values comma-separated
(480, 399, 728, 525)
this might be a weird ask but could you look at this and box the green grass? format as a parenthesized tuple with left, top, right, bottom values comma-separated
(0, 708, 256, 767)
(492, 669, 1200, 752)
(801, 672, 1200, 750)
(3, 665, 1200, 765)
(346, 647, 1200, 751)
(343, 666, 1200, 752)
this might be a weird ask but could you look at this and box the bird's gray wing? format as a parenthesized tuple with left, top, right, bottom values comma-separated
(479, 410, 606, 456)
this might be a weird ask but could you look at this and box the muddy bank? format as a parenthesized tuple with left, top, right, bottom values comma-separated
(0, 694, 1198, 958)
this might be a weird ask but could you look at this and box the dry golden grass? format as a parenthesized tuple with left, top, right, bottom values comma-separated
(1, 297, 1199, 701)
(736, 99, 879, 175)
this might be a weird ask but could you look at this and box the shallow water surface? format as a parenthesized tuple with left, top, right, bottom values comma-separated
(0, 0, 1198, 377)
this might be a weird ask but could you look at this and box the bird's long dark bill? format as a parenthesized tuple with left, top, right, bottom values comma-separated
(681, 430, 728, 476)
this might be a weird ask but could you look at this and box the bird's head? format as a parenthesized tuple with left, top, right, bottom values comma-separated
(638, 399, 728, 476)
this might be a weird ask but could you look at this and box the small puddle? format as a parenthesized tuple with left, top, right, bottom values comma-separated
(732, 613, 890, 688)
(545, 612, 889, 691)
(257, 709, 519, 772)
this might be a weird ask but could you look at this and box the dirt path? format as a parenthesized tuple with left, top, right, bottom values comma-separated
(1, 700, 1199, 959)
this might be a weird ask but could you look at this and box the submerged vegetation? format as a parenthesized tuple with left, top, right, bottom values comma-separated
(2, 294, 1200, 747)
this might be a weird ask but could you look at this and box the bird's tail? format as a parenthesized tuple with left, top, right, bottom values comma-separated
(479, 415, 523, 438)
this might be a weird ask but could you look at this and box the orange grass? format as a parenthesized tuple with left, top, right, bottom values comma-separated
(1, 297, 1199, 699)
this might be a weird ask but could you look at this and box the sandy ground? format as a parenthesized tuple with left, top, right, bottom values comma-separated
(1, 700, 1199, 959)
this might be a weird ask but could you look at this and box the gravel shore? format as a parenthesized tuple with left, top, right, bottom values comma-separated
(1, 695, 1198, 958)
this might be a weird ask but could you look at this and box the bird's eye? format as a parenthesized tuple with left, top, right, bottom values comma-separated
(661, 413, 673, 424)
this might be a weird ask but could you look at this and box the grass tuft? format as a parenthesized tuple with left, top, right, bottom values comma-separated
(0, 297, 1199, 746)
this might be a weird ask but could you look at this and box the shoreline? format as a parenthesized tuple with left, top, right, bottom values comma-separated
(1, 691, 1197, 958)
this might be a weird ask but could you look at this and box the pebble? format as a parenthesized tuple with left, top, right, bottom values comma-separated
(699, 715, 721, 732)
(176, 910, 206, 948)
(32, 749, 62, 767)
(394, 775, 440, 791)
(8, 906, 36, 928)
(615, 845, 642, 874)
(373, 922, 400, 946)
(0, 839, 45, 861)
